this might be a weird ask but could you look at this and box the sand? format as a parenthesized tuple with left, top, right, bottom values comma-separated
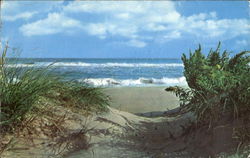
(3, 86, 230, 158)
(103, 86, 180, 114)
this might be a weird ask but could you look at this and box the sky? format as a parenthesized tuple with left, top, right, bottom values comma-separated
(1, 1, 250, 58)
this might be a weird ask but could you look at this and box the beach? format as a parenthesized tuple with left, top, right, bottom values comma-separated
(1, 1, 247, 157)
(103, 86, 180, 113)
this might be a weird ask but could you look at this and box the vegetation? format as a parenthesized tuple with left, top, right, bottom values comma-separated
(0, 44, 109, 133)
(167, 42, 250, 156)
(49, 81, 109, 113)
(218, 145, 250, 158)
(181, 42, 249, 125)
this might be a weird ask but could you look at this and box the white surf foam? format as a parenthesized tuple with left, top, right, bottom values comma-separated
(81, 77, 187, 87)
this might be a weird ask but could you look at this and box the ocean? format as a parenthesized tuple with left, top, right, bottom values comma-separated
(7, 58, 187, 87)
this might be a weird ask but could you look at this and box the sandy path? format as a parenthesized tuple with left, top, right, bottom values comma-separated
(65, 87, 192, 158)
(103, 87, 179, 113)
(66, 106, 194, 158)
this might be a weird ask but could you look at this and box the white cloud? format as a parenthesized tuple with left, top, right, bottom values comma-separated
(84, 23, 137, 39)
(164, 31, 181, 40)
(145, 11, 181, 24)
(209, 12, 217, 19)
(61, 1, 179, 46)
(15, 1, 250, 48)
(3, 12, 37, 21)
(20, 13, 82, 36)
(62, 1, 249, 43)
(179, 17, 250, 39)
(115, 13, 131, 20)
(154, 30, 181, 43)
(63, 1, 175, 14)
(2, 1, 63, 22)
(126, 39, 147, 48)
(145, 23, 167, 31)
(2, 1, 37, 21)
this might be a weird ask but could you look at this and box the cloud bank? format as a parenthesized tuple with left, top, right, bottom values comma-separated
(3, 1, 250, 48)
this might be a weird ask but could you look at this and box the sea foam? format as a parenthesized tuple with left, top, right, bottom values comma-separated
(81, 77, 187, 87)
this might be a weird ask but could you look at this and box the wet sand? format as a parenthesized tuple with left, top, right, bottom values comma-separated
(103, 86, 180, 113)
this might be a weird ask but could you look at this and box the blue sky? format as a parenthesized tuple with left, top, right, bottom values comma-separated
(1, 1, 250, 58)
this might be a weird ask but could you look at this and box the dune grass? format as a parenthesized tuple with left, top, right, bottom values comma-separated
(0, 44, 109, 133)
(49, 81, 109, 113)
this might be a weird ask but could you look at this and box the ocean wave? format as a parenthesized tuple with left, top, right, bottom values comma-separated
(6, 64, 36, 67)
(80, 77, 187, 87)
(6, 62, 183, 68)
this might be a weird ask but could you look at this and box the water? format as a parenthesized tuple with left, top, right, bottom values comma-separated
(7, 58, 187, 87)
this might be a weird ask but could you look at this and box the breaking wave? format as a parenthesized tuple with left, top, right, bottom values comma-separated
(80, 77, 187, 87)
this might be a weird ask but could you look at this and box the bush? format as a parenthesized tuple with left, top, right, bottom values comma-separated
(0, 44, 109, 132)
(181, 42, 250, 125)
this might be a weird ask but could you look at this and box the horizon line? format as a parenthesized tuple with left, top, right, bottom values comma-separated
(7, 57, 181, 60)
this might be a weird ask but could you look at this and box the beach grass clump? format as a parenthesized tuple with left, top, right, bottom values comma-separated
(0, 45, 60, 131)
(181, 42, 250, 125)
(48, 81, 109, 112)
(0, 44, 109, 132)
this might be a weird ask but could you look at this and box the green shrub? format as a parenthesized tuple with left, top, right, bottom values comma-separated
(181, 42, 250, 125)
(0, 44, 109, 132)
(165, 86, 193, 108)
